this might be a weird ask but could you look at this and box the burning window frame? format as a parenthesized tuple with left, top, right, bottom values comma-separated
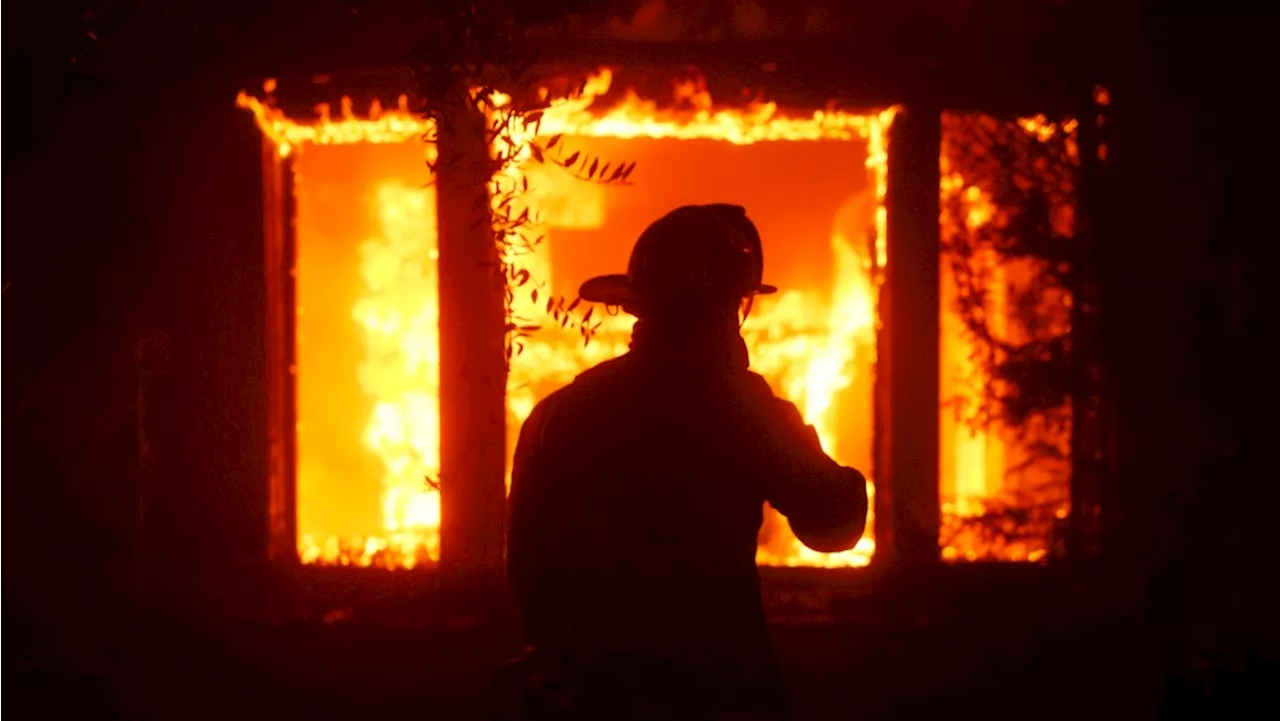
(242, 67, 1106, 581)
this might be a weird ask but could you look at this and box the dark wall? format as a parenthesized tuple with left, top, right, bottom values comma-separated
(1093, 0, 1279, 704)
(3, 6, 530, 664)
(4, 46, 263, 622)
(4, 4, 301, 668)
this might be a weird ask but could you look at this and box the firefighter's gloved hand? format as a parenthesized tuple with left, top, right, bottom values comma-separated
(738, 375, 868, 554)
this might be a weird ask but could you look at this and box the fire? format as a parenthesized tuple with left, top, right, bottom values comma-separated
(242, 70, 891, 569)
(937, 112, 1077, 563)
(498, 69, 888, 568)
(350, 183, 443, 568)
(296, 180, 444, 568)
(236, 87, 427, 156)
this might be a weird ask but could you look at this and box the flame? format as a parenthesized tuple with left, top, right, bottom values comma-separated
(352, 183, 443, 568)
(236, 91, 426, 158)
(244, 69, 892, 569)
(297, 181, 443, 569)
(937, 113, 1076, 564)
(496, 69, 889, 568)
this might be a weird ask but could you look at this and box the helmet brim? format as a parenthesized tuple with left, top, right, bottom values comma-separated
(578, 274, 777, 308)
(578, 274, 636, 307)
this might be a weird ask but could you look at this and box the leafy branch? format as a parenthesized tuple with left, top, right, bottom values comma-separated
(940, 112, 1078, 465)
(529, 132, 639, 185)
(407, 2, 635, 367)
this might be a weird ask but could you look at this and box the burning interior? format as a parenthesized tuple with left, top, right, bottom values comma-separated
(239, 68, 1081, 571)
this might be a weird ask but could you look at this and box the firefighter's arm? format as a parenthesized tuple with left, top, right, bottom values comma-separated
(757, 396, 868, 553)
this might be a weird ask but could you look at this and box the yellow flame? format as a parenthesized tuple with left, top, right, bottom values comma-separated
(495, 69, 892, 568)
(352, 183, 443, 568)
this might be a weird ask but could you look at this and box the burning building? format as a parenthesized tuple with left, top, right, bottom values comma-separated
(238, 47, 1102, 582)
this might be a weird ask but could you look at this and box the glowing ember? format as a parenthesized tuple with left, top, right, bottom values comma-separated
(242, 69, 891, 569)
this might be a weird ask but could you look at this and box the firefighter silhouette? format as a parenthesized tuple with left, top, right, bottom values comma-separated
(502, 204, 869, 720)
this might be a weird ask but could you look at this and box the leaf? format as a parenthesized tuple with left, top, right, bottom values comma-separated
(621, 161, 637, 180)
(583, 306, 595, 324)
(515, 342, 525, 356)
(546, 134, 562, 150)
(531, 288, 539, 304)
(521, 175, 528, 191)
(513, 269, 531, 286)
(564, 151, 580, 167)
(588, 158, 599, 178)
(529, 143, 544, 163)
(504, 322, 518, 332)
(525, 110, 544, 126)
(519, 324, 540, 332)
(566, 296, 581, 312)
(608, 164, 625, 181)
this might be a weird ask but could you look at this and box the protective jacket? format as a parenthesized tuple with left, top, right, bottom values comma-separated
(506, 322, 868, 717)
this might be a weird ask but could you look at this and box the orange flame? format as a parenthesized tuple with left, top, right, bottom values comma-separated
(498, 69, 889, 568)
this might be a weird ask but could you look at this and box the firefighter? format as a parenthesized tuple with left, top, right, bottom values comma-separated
(503, 204, 868, 720)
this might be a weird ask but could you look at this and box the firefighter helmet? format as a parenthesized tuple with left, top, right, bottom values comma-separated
(579, 204, 777, 312)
